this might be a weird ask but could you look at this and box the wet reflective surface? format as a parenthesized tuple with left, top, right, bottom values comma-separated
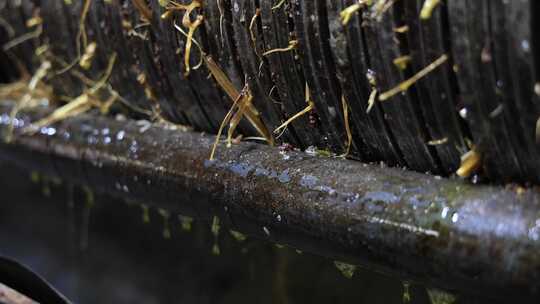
(0, 163, 434, 304)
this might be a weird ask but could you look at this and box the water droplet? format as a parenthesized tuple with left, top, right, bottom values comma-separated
(528, 219, 540, 241)
(129, 140, 138, 157)
(327, 106, 336, 118)
(40, 127, 56, 136)
(521, 40, 531, 52)
(451, 212, 459, 223)
(459, 107, 468, 119)
(441, 206, 449, 219)
(278, 169, 291, 183)
(305, 146, 317, 156)
(116, 130, 125, 141)
(300, 175, 319, 188)
(534, 83, 540, 96)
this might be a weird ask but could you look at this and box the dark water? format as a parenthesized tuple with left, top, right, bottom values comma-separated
(0, 162, 437, 304)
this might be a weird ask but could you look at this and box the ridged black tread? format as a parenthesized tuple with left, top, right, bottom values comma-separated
(293, 0, 350, 152)
(202, 0, 253, 135)
(231, 0, 300, 146)
(402, 0, 468, 173)
(98, 1, 153, 112)
(259, 1, 325, 149)
(327, 0, 403, 164)
(2, 0, 540, 185)
(488, 0, 540, 182)
(1, 1, 38, 75)
(448, 0, 526, 182)
(148, 0, 213, 130)
(362, 2, 441, 173)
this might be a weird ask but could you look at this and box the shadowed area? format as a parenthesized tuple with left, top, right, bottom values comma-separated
(0, 162, 432, 304)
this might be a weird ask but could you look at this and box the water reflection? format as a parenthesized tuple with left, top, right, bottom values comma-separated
(0, 163, 436, 304)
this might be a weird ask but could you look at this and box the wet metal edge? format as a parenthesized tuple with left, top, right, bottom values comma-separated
(0, 108, 539, 302)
